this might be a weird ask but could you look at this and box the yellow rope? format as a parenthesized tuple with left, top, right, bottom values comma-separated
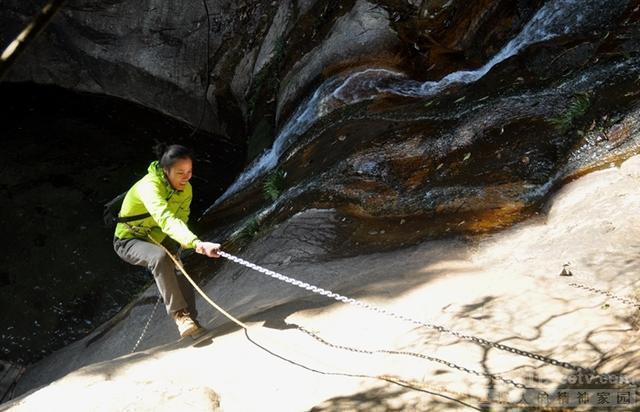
(146, 236, 248, 329)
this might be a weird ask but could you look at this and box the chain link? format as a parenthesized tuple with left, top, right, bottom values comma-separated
(296, 325, 531, 390)
(219, 251, 631, 384)
(567, 282, 640, 309)
(131, 294, 162, 353)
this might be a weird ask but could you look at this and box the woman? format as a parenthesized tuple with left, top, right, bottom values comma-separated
(113, 143, 221, 337)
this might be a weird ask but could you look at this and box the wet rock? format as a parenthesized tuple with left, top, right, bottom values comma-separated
(202, 4, 640, 250)
(276, 0, 399, 122)
(382, 0, 545, 77)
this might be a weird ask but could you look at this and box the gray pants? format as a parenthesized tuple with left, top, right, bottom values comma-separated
(113, 236, 197, 319)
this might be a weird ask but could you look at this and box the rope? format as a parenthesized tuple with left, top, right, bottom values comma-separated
(147, 237, 248, 329)
(131, 294, 162, 353)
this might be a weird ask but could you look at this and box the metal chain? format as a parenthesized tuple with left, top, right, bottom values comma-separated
(567, 282, 640, 309)
(131, 294, 162, 353)
(295, 325, 532, 390)
(243, 329, 524, 409)
(219, 251, 629, 383)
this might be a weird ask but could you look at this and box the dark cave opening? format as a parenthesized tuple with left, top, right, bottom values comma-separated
(0, 81, 245, 365)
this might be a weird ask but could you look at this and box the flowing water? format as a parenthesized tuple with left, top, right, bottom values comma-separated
(209, 0, 611, 210)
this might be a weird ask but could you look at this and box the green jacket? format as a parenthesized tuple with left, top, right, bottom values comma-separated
(114, 161, 201, 248)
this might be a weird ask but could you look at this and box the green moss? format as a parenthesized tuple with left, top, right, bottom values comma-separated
(548, 93, 591, 132)
(263, 168, 286, 201)
(236, 217, 261, 244)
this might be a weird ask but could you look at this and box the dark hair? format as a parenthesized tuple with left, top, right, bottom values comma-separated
(153, 143, 193, 169)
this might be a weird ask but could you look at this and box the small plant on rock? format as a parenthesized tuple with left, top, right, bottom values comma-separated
(548, 93, 591, 132)
(236, 217, 261, 244)
(263, 168, 286, 201)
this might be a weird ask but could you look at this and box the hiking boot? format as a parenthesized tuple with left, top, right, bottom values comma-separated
(173, 310, 200, 337)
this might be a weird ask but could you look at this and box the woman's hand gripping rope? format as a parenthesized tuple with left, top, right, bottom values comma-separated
(195, 240, 221, 258)
(146, 236, 248, 329)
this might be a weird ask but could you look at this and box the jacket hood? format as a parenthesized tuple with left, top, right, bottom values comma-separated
(148, 160, 162, 176)
(148, 160, 170, 186)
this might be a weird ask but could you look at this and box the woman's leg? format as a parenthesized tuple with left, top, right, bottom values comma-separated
(162, 238, 198, 319)
(176, 270, 198, 319)
(113, 237, 189, 318)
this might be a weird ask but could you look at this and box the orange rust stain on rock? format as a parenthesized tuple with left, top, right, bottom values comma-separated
(387, 155, 431, 190)
(406, 167, 431, 190)
(464, 202, 527, 233)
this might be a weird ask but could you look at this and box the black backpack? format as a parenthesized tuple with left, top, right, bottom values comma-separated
(103, 191, 151, 227)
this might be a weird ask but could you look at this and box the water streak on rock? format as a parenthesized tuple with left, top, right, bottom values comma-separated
(209, 0, 601, 210)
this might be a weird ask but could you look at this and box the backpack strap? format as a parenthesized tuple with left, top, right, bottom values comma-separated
(116, 212, 151, 223)
(116, 190, 175, 223)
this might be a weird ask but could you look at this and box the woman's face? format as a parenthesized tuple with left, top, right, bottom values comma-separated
(164, 157, 193, 191)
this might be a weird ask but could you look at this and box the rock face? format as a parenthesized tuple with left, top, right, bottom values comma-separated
(200, 0, 640, 254)
(275, 0, 399, 123)
(1, 0, 395, 146)
(1, 0, 547, 149)
(2, 0, 247, 138)
(2, 0, 640, 409)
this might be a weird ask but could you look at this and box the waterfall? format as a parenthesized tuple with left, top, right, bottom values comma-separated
(206, 0, 593, 212)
